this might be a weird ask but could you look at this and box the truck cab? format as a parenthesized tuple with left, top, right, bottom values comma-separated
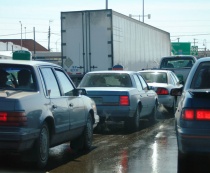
(159, 55, 197, 84)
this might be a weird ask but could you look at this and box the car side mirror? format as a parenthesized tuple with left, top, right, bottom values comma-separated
(73, 88, 87, 96)
(148, 86, 155, 90)
(170, 87, 183, 96)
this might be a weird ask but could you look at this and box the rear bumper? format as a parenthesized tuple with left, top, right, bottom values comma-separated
(177, 127, 210, 153)
(0, 128, 39, 152)
(158, 95, 174, 108)
(97, 106, 135, 121)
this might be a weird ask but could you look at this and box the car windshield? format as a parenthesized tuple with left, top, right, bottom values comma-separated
(79, 73, 132, 87)
(191, 62, 210, 89)
(160, 57, 195, 69)
(140, 72, 167, 83)
(0, 64, 36, 91)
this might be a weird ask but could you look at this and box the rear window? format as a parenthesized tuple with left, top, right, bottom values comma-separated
(0, 64, 36, 91)
(79, 73, 132, 87)
(140, 72, 167, 83)
(160, 57, 196, 69)
(191, 62, 210, 89)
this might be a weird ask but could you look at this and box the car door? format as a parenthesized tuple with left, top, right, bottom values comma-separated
(54, 68, 86, 131)
(133, 74, 148, 116)
(138, 74, 156, 115)
(40, 67, 70, 134)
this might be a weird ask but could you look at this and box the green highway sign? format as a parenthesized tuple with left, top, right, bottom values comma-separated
(191, 46, 198, 56)
(171, 42, 191, 55)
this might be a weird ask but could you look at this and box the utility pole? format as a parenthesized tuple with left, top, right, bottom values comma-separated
(19, 21, 22, 50)
(24, 27, 26, 39)
(106, 0, 108, 9)
(48, 20, 53, 51)
(142, 0, 144, 22)
(193, 38, 198, 46)
(33, 27, 36, 60)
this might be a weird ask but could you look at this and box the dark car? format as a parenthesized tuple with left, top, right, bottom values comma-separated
(171, 57, 210, 169)
(139, 69, 183, 115)
(0, 60, 99, 168)
(78, 70, 158, 132)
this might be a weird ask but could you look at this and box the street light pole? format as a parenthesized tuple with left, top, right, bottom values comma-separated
(24, 27, 26, 39)
(19, 21, 22, 50)
(106, 0, 108, 9)
(143, 0, 144, 22)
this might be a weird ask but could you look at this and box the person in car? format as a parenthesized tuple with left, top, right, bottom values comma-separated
(17, 69, 32, 89)
(0, 69, 14, 88)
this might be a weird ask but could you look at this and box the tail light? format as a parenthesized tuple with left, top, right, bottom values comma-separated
(0, 111, 27, 126)
(120, 96, 129, 106)
(182, 109, 210, 121)
(156, 88, 169, 95)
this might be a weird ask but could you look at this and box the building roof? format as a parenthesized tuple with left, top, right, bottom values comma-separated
(0, 39, 48, 52)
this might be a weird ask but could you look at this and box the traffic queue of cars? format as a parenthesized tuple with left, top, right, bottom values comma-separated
(0, 54, 205, 169)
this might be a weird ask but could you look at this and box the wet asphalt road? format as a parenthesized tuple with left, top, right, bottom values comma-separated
(1, 111, 210, 173)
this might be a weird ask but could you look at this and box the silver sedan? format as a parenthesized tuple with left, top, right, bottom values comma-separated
(139, 69, 183, 115)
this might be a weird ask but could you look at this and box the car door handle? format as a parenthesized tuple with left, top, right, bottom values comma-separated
(69, 103, 74, 107)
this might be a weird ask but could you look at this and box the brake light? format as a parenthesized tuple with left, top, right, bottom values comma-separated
(0, 111, 27, 126)
(156, 88, 169, 95)
(196, 110, 210, 120)
(182, 109, 194, 120)
(182, 109, 210, 121)
(120, 96, 129, 106)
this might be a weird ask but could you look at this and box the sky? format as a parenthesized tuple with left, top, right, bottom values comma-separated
(1, 0, 210, 52)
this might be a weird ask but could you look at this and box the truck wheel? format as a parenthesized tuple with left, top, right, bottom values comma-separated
(70, 114, 93, 151)
(34, 122, 49, 169)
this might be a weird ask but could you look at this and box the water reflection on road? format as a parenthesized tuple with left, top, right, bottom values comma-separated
(48, 118, 177, 173)
(0, 118, 178, 173)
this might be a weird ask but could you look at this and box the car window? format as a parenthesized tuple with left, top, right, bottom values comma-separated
(140, 72, 167, 83)
(40, 67, 61, 97)
(79, 73, 132, 87)
(138, 75, 148, 90)
(133, 74, 143, 91)
(191, 62, 210, 89)
(169, 73, 176, 85)
(0, 65, 36, 91)
(160, 57, 195, 69)
(171, 72, 179, 84)
(55, 69, 74, 96)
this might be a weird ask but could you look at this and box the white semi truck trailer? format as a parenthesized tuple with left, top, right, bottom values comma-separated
(61, 9, 171, 84)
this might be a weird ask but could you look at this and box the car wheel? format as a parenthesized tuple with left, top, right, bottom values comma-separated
(34, 122, 49, 169)
(149, 102, 158, 122)
(170, 97, 177, 116)
(70, 114, 93, 151)
(177, 150, 188, 173)
(124, 108, 140, 132)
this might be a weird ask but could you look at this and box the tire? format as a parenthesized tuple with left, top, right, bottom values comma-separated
(170, 97, 177, 116)
(149, 103, 158, 122)
(177, 150, 187, 173)
(34, 122, 49, 169)
(124, 108, 140, 132)
(70, 114, 93, 151)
